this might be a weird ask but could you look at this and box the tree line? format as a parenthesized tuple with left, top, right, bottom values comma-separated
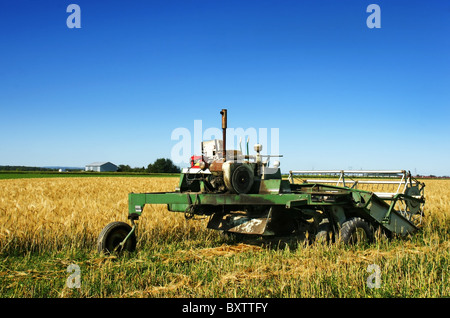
(0, 166, 56, 171)
(117, 158, 181, 173)
(1, 158, 181, 174)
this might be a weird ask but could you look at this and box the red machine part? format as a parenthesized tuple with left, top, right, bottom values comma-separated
(190, 156, 203, 168)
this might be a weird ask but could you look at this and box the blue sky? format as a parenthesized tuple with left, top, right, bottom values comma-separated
(0, 0, 449, 175)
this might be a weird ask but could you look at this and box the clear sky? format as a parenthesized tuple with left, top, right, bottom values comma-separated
(1, 0, 449, 175)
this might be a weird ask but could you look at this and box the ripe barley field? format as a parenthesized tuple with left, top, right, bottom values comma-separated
(0, 176, 448, 298)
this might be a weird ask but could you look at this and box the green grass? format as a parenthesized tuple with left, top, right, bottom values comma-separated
(0, 171, 180, 180)
(1, 226, 448, 298)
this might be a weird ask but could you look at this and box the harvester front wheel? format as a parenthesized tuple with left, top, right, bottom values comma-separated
(339, 217, 374, 245)
(315, 218, 334, 244)
(97, 221, 136, 255)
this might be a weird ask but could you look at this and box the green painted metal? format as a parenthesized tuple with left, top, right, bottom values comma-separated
(129, 191, 313, 215)
(116, 224, 136, 252)
(128, 175, 423, 236)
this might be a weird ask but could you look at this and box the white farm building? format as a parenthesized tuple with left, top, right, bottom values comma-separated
(85, 162, 118, 172)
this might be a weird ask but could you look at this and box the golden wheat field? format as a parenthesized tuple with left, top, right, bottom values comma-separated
(0, 177, 198, 251)
(0, 176, 449, 298)
(1, 177, 449, 251)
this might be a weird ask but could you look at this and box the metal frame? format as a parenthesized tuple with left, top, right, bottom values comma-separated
(127, 172, 425, 237)
(288, 169, 425, 226)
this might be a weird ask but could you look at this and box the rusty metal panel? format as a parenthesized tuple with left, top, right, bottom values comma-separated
(207, 210, 273, 235)
(209, 159, 224, 173)
(228, 217, 270, 235)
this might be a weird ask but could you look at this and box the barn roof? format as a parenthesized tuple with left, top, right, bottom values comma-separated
(86, 162, 116, 167)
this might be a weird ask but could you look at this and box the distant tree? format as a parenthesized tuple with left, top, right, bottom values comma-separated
(117, 164, 132, 172)
(147, 158, 180, 173)
(135, 166, 146, 173)
(116, 160, 180, 173)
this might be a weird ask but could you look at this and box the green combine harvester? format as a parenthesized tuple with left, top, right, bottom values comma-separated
(97, 109, 425, 254)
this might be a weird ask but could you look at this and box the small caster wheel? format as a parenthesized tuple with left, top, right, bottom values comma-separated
(97, 221, 136, 254)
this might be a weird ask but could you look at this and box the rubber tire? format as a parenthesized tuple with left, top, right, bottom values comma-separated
(340, 217, 374, 245)
(97, 221, 136, 254)
(315, 218, 334, 244)
(231, 165, 254, 194)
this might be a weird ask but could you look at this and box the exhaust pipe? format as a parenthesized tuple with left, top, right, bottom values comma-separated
(220, 109, 227, 161)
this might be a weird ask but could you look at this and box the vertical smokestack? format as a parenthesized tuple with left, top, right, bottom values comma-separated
(220, 109, 227, 161)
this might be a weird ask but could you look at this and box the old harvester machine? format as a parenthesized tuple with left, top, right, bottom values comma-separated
(97, 109, 425, 253)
